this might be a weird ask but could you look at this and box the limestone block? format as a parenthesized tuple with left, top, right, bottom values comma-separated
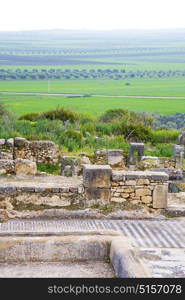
(112, 171, 124, 182)
(111, 197, 126, 203)
(135, 188, 151, 197)
(107, 150, 124, 166)
(153, 185, 168, 208)
(0, 139, 5, 146)
(0, 160, 15, 175)
(14, 137, 27, 147)
(137, 178, 150, 185)
(141, 196, 153, 204)
(125, 180, 136, 186)
(84, 187, 111, 202)
(121, 193, 130, 198)
(6, 138, 14, 147)
(83, 165, 112, 188)
(15, 159, 37, 176)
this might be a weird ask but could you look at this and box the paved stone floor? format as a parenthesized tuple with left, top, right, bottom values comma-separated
(0, 261, 115, 278)
(1, 218, 185, 277)
(1, 218, 185, 248)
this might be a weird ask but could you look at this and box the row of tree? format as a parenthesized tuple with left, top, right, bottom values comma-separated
(1, 68, 185, 80)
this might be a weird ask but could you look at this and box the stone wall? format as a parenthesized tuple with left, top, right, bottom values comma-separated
(83, 165, 168, 209)
(111, 171, 168, 208)
(0, 165, 169, 213)
(13, 137, 59, 164)
(0, 181, 84, 210)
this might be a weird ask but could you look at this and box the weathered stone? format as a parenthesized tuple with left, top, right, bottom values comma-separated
(121, 193, 130, 198)
(107, 150, 124, 167)
(13, 138, 59, 164)
(141, 196, 153, 204)
(14, 137, 27, 147)
(15, 159, 37, 176)
(173, 145, 184, 169)
(135, 188, 151, 197)
(111, 197, 126, 203)
(6, 138, 14, 147)
(128, 142, 144, 165)
(63, 165, 73, 177)
(137, 179, 150, 185)
(61, 156, 91, 177)
(138, 157, 159, 170)
(0, 160, 15, 175)
(125, 180, 136, 186)
(112, 171, 124, 182)
(83, 165, 112, 188)
(84, 188, 111, 203)
(153, 185, 168, 209)
(0, 139, 5, 146)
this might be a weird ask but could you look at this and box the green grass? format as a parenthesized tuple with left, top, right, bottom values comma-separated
(1, 94, 185, 116)
(0, 78, 185, 97)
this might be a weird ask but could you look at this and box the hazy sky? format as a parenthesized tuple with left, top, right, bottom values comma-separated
(1, 0, 185, 31)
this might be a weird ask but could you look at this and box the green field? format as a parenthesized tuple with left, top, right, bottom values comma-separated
(0, 78, 185, 97)
(1, 94, 185, 116)
(1, 29, 185, 117)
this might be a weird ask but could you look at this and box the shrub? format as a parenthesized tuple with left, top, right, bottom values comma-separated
(41, 107, 79, 123)
(151, 129, 178, 144)
(19, 112, 40, 121)
(99, 109, 130, 123)
(121, 124, 152, 142)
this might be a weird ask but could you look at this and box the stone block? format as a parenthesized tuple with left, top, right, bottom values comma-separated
(135, 188, 151, 197)
(153, 185, 168, 208)
(125, 180, 136, 186)
(0, 160, 15, 175)
(128, 142, 144, 165)
(111, 197, 126, 203)
(141, 196, 153, 204)
(112, 171, 124, 182)
(137, 178, 150, 185)
(84, 187, 111, 202)
(0, 139, 5, 146)
(83, 165, 112, 188)
(14, 137, 27, 147)
(15, 159, 37, 176)
(107, 150, 124, 166)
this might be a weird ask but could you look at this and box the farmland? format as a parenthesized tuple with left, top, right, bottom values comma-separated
(0, 94, 184, 117)
(0, 28, 185, 117)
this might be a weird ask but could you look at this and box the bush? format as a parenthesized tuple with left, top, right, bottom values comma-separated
(99, 109, 130, 123)
(121, 124, 152, 142)
(19, 112, 40, 121)
(151, 129, 178, 144)
(41, 107, 79, 123)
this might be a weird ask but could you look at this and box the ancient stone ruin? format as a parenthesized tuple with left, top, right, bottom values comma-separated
(0, 136, 185, 216)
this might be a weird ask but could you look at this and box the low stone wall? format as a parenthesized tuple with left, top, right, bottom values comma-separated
(13, 137, 59, 164)
(111, 171, 168, 208)
(83, 165, 168, 209)
(0, 181, 84, 210)
(0, 165, 169, 213)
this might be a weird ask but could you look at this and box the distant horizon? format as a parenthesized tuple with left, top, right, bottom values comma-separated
(1, 0, 185, 32)
(0, 27, 185, 33)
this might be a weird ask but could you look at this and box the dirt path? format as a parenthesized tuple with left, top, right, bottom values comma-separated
(1, 91, 185, 99)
